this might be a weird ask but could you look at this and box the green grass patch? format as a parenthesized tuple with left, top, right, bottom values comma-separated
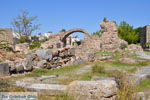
(93, 59, 150, 73)
(96, 51, 113, 55)
(136, 78, 150, 91)
(25, 64, 82, 77)
(79, 72, 108, 81)
(0, 60, 4, 62)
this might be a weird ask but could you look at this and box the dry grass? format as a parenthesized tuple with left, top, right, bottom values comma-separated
(0, 78, 26, 92)
(109, 70, 137, 100)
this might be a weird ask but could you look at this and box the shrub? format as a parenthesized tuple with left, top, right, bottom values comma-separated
(29, 41, 41, 49)
(118, 21, 142, 44)
(92, 64, 105, 73)
(93, 30, 101, 37)
(19, 36, 31, 43)
(119, 43, 127, 49)
(47, 45, 53, 49)
(0, 41, 13, 51)
(40, 37, 48, 43)
(103, 17, 108, 22)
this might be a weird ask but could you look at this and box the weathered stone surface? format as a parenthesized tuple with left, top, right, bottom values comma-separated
(68, 48, 75, 56)
(16, 65, 24, 73)
(14, 43, 30, 53)
(119, 58, 143, 64)
(68, 80, 118, 100)
(91, 76, 115, 81)
(73, 59, 84, 65)
(35, 49, 52, 60)
(136, 92, 146, 100)
(0, 28, 14, 44)
(131, 65, 150, 85)
(0, 62, 10, 75)
(100, 20, 117, 33)
(100, 20, 128, 52)
(125, 44, 143, 53)
(24, 54, 36, 71)
(95, 54, 112, 61)
(36, 60, 47, 69)
(16, 80, 68, 95)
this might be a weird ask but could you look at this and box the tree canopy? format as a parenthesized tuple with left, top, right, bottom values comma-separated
(118, 21, 142, 44)
(11, 10, 40, 36)
(60, 29, 66, 32)
(93, 30, 101, 37)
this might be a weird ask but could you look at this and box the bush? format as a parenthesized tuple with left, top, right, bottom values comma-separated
(118, 21, 142, 44)
(119, 43, 127, 49)
(0, 41, 13, 51)
(92, 64, 105, 73)
(103, 17, 108, 22)
(29, 41, 41, 49)
(40, 37, 48, 43)
(47, 45, 53, 49)
(93, 30, 101, 37)
(19, 36, 31, 43)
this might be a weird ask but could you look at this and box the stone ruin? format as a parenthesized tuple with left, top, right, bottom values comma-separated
(0, 19, 143, 75)
(140, 25, 150, 49)
(40, 20, 128, 61)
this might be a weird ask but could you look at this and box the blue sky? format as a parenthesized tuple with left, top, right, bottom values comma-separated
(0, 0, 150, 37)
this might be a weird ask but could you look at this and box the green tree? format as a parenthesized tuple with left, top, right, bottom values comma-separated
(103, 17, 108, 22)
(11, 10, 40, 36)
(118, 21, 141, 44)
(60, 29, 66, 32)
(93, 30, 101, 37)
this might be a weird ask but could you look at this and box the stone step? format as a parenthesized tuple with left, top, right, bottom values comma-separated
(16, 81, 68, 95)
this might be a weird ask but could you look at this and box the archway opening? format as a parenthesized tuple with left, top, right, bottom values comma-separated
(61, 28, 91, 47)
(64, 32, 85, 47)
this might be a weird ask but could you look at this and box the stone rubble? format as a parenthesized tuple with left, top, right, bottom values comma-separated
(14, 43, 30, 54)
(0, 62, 10, 75)
(0, 19, 144, 75)
(125, 44, 143, 53)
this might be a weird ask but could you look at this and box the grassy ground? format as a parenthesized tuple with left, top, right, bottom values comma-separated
(10, 59, 150, 85)
(136, 75, 150, 92)
(3, 51, 150, 100)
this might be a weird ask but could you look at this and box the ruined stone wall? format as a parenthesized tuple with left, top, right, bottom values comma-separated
(0, 28, 14, 44)
(99, 21, 128, 52)
(140, 25, 150, 49)
(140, 26, 146, 48)
(41, 20, 128, 61)
(146, 26, 150, 43)
(41, 34, 63, 49)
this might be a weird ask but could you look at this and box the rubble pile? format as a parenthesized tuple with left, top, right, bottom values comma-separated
(4, 48, 78, 74)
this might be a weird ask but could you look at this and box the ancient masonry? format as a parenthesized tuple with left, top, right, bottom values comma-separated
(0, 20, 143, 75)
(0, 28, 14, 44)
(41, 20, 128, 60)
(141, 25, 150, 48)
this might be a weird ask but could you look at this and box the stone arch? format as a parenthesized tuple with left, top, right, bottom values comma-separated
(61, 28, 91, 47)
